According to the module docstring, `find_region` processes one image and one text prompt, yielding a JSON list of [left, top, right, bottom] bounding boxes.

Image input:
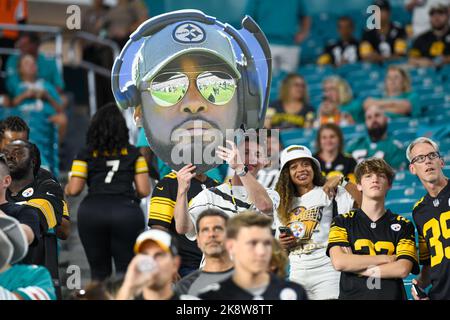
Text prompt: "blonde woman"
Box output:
[[265, 74, 315, 129], [363, 66, 420, 118], [315, 76, 357, 127]]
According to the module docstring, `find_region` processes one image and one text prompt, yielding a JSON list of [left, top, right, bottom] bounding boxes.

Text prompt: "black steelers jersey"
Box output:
[[6, 171, 65, 231], [327, 209, 419, 300], [149, 172, 218, 269], [0, 202, 41, 246], [198, 274, 308, 300], [318, 38, 360, 65], [70, 145, 148, 199], [360, 22, 407, 58], [412, 180, 450, 300], [314, 152, 357, 183], [410, 30, 450, 59]]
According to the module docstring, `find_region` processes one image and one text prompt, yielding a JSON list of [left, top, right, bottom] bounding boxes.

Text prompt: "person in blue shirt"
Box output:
[[363, 66, 420, 119], [6, 54, 62, 176], [245, 0, 311, 74]]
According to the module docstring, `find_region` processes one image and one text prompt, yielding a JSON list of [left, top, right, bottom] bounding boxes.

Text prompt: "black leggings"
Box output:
[[78, 194, 145, 281]]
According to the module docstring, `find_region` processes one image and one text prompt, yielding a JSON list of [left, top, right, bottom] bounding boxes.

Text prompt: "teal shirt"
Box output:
[[4, 79, 60, 177], [5, 53, 65, 95], [245, 0, 308, 45], [341, 99, 365, 124], [0, 264, 56, 300], [136, 128, 229, 183], [384, 92, 420, 118], [346, 135, 406, 170]]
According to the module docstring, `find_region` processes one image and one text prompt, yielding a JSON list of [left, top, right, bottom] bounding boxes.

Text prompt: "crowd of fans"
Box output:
[[0, 0, 449, 301]]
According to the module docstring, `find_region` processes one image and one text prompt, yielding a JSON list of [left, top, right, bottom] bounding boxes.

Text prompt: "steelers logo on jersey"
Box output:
[[289, 221, 306, 238]]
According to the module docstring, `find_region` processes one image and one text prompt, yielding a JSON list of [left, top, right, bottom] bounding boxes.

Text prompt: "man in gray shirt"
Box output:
[[174, 209, 233, 296]]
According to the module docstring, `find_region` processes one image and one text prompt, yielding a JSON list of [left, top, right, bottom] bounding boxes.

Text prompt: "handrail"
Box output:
[[68, 31, 121, 61], [0, 23, 63, 74]]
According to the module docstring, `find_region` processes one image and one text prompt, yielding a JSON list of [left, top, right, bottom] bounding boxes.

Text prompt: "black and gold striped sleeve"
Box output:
[[396, 221, 420, 274], [327, 214, 351, 257], [26, 179, 64, 230], [148, 176, 177, 228], [134, 156, 149, 174]]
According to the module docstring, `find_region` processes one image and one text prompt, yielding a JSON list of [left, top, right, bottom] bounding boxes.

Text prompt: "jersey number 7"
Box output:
[[105, 160, 120, 183]]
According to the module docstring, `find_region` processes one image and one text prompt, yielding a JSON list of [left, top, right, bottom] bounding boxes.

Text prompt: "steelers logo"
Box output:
[[172, 22, 206, 44], [290, 222, 305, 238]]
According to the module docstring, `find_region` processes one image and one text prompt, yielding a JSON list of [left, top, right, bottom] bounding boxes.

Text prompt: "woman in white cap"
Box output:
[[274, 145, 361, 300]]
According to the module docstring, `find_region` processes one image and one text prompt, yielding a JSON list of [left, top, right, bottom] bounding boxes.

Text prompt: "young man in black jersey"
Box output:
[[3, 140, 65, 298], [407, 137, 450, 300], [409, 3, 450, 67], [328, 158, 419, 300], [199, 211, 308, 300], [0, 153, 39, 246]]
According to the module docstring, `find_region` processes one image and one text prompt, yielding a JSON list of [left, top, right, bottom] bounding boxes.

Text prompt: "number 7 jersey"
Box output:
[[412, 181, 450, 300], [69, 145, 148, 199]]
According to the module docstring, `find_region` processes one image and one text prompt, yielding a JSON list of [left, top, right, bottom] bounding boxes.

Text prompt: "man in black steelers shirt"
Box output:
[[0, 154, 40, 246], [199, 212, 308, 300], [317, 16, 360, 66], [149, 167, 218, 277], [409, 3, 450, 67], [359, 0, 407, 63], [407, 137, 450, 300], [328, 158, 419, 300], [3, 140, 64, 298]]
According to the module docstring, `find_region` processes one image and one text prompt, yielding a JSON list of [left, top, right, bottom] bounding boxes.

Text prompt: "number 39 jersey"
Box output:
[[412, 181, 450, 300], [69, 145, 148, 198]]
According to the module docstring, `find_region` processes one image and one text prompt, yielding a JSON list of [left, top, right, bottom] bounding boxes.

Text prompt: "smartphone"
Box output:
[[412, 283, 428, 299], [278, 226, 293, 236]]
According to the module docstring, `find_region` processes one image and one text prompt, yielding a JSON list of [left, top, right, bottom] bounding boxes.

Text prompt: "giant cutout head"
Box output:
[[111, 10, 272, 172]]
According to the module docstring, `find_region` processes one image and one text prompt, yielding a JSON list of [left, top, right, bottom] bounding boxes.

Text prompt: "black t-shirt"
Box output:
[[412, 181, 450, 300], [327, 209, 419, 300], [149, 172, 218, 269], [268, 100, 315, 129], [198, 274, 308, 300], [135, 292, 180, 300], [314, 152, 357, 181], [410, 29, 450, 59], [70, 145, 148, 199], [0, 202, 41, 246], [360, 22, 407, 57], [319, 38, 360, 65]]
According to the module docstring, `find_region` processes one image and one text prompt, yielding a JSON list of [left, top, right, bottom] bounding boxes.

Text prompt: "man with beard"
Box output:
[[409, 2, 450, 67], [116, 229, 184, 300], [0, 117, 70, 240], [174, 209, 233, 296], [347, 105, 406, 170], [2, 140, 64, 298]]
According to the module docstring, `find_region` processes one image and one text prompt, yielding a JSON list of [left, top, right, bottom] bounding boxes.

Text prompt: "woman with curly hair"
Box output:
[[274, 145, 361, 299], [65, 103, 150, 281]]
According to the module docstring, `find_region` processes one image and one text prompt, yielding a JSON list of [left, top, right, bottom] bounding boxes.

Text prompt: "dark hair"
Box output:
[[338, 15, 354, 27], [226, 211, 272, 239], [315, 123, 344, 154], [355, 157, 395, 186], [0, 116, 30, 140], [196, 209, 229, 232], [19, 31, 41, 46], [86, 103, 130, 154]]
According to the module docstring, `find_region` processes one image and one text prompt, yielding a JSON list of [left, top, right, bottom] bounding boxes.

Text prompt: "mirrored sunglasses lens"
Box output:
[[149, 73, 188, 107], [197, 72, 236, 105]]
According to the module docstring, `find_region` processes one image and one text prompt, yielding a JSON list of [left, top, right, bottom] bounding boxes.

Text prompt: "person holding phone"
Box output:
[[274, 145, 361, 299]]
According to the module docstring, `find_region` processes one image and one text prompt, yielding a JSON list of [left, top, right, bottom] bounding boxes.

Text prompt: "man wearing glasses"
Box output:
[[407, 137, 450, 300]]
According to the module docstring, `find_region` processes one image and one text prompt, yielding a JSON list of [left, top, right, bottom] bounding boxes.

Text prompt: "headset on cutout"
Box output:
[[111, 9, 272, 130]]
